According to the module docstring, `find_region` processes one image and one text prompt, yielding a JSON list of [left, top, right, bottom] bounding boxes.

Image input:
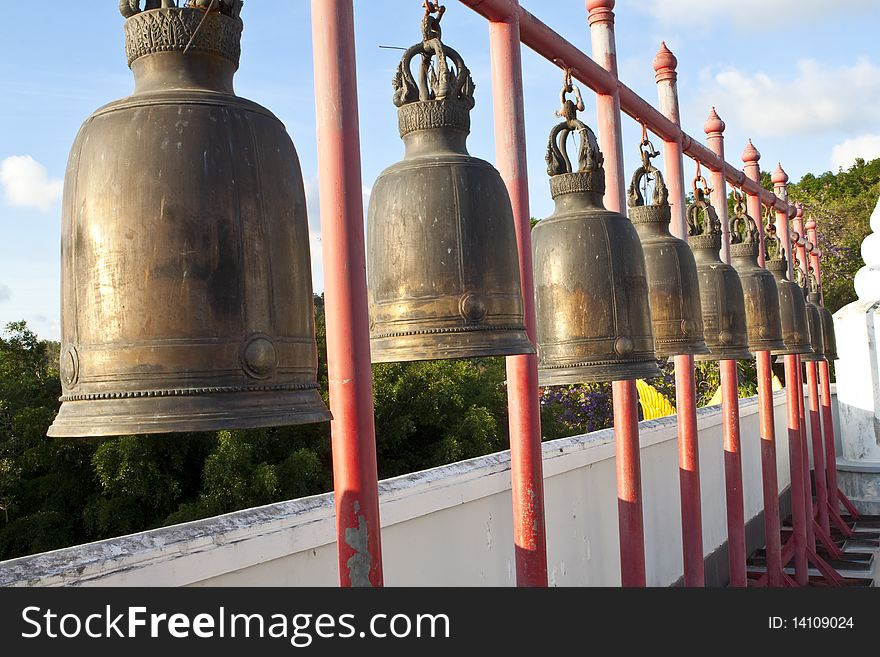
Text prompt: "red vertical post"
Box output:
[[587, 0, 647, 587], [654, 42, 704, 586], [613, 381, 647, 586], [773, 166, 808, 584], [807, 219, 849, 529], [705, 109, 747, 587], [488, 8, 549, 588], [792, 208, 818, 553], [806, 359, 831, 536], [784, 355, 810, 585], [743, 140, 784, 586], [310, 0, 383, 587]]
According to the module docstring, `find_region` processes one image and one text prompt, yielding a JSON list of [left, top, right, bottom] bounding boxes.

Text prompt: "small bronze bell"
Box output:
[[764, 218, 812, 356], [49, 4, 330, 437], [817, 288, 838, 361], [627, 137, 708, 358], [801, 265, 826, 362], [367, 4, 533, 362], [728, 193, 785, 352], [533, 76, 658, 384], [687, 175, 752, 361]]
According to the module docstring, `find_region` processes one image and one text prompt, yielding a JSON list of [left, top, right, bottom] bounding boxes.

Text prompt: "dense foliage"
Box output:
[[0, 160, 874, 561]]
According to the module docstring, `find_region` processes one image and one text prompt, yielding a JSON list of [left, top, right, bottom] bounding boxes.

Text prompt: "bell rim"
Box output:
[[746, 338, 787, 352], [46, 389, 331, 438], [771, 344, 814, 356], [654, 339, 712, 358], [370, 330, 535, 364], [695, 348, 754, 362], [537, 360, 661, 386]]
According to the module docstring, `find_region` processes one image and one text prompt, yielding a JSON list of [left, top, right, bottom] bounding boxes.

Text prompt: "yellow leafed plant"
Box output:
[[635, 379, 676, 420]]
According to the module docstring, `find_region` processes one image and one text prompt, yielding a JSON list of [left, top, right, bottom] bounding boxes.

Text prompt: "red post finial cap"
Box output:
[[653, 41, 677, 73], [742, 139, 760, 164], [703, 107, 725, 135], [805, 216, 817, 231], [771, 163, 789, 185], [586, 0, 615, 11]]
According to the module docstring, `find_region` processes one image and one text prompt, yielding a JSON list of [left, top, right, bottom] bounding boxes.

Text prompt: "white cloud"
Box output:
[[691, 58, 880, 139], [0, 156, 63, 212], [0, 284, 10, 303], [629, 0, 876, 27], [831, 134, 880, 170]]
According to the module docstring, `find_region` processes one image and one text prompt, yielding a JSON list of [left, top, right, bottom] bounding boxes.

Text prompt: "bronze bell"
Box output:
[[728, 193, 785, 352], [49, 4, 330, 437], [686, 176, 752, 361], [801, 265, 826, 362], [627, 139, 708, 358], [532, 78, 659, 384], [816, 288, 839, 361], [764, 218, 812, 356], [366, 5, 533, 362]]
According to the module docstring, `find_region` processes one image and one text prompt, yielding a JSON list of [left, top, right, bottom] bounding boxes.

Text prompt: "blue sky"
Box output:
[[1, 0, 879, 340]]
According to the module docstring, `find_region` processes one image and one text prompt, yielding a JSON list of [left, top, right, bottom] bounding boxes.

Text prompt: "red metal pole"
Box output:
[[784, 355, 810, 585], [310, 0, 383, 587], [806, 219, 851, 528], [675, 355, 704, 586], [792, 209, 819, 554], [587, 1, 647, 587], [806, 361, 831, 536], [488, 9, 549, 587], [773, 167, 808, 584], [613, 380, 647, 586], [706, 110, 747, 587], [654, 43, 704, 586], [721, 359, 747, 586], [743, 140, 784, 586]]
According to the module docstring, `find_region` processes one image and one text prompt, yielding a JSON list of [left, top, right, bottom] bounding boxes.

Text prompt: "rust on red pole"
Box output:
[[310, 0, 383, 587], [705, 109, 747, 587], [587, 0, 648, 587], [488, 7, 549, 587], [652, 42, 704, 586], [613, 380, 647, 586], [743, 140, 784, 586]]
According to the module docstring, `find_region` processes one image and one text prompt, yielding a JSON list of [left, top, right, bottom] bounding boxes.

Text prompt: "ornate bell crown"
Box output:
[[392, 2, 476, 137], [627, 135, 672, 225], [121, 2, 244, 67], [687, 172, 722, 250], [728, 191, 760, 259], [545, 71, 606, 199], [764, 208, 789, 273]]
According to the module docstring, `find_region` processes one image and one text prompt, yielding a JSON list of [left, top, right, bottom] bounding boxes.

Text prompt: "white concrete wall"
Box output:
[[1, 389, 813, 588]]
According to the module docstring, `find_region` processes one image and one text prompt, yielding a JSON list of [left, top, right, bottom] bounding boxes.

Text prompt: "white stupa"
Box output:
[[834, 194, 880, 513]]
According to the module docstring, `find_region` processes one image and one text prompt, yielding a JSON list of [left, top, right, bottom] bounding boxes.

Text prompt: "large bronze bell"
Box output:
[[533, 81, 659, 384], [728, 194, 785, 352], [801, 265, 826, 362], [366, 6, 533, 362], [687, 178, 752, 361], [627, 140, 708, 358], [764, 218, 812, 356], [49, 4, 330, 437]]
